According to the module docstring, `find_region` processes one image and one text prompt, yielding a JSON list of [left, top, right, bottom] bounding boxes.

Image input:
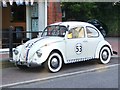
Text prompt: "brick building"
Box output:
[[47, 1, 62, 25]]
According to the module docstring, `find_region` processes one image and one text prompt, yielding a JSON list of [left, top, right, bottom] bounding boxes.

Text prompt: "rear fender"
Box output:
[[95, 41, 113, 59]]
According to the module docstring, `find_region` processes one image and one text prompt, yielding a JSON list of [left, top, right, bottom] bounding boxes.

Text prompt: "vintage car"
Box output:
[[11, 21, 113, 72]]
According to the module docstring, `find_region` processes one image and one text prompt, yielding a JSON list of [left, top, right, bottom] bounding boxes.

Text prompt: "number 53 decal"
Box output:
[[75, 43, 82, 54]]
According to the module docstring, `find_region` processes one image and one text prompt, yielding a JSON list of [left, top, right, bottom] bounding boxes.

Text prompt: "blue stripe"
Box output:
[[26, 49, 30, 61], [26, 37, 44, 61]]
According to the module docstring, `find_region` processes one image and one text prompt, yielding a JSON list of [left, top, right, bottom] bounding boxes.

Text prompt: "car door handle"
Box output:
[[83, 40, 88, 43]]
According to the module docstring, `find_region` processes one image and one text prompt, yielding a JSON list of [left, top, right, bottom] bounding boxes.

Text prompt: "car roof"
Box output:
[[50, 21, 94, 29]]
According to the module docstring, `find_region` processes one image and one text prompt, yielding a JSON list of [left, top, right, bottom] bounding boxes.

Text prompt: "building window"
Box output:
[[11, 4, 26, 22]]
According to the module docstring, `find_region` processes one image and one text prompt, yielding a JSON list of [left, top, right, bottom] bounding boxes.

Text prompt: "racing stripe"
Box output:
[[25, 37, 44, 61], [26, 49, 30, 61]]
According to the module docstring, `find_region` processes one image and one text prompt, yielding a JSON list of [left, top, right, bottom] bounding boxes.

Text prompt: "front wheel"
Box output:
[[44, 52, 63, 73], [99, 46, 111, 64]]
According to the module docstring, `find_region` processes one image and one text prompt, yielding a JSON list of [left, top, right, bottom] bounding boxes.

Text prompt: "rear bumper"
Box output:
[[113, 51, 117, 55]]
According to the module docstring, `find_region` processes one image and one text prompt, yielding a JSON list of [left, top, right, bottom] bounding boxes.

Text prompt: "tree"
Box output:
[[61, 2, 119, 36], [61, 2, 97, 21]]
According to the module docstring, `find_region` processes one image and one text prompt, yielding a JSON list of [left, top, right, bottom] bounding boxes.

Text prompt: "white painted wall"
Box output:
[[38, 1, 47, 32], [26, 1, 47, 38]]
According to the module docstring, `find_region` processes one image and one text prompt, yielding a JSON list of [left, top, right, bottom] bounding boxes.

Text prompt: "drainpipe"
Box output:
[[9, 26, 13, 58], [0, 6, 2, 48], [26, 6, 31, 39]]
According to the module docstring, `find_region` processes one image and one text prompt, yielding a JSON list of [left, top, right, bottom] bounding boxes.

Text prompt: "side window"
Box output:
[[86, 26, 99, 38], [68, 27, 85, 39]]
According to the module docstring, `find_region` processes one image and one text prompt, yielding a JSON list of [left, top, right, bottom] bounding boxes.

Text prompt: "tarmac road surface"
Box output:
[[1, 57, 119, 88], [9, 64, 119, 88]]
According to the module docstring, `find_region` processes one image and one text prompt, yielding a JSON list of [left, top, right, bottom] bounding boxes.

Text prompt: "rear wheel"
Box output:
[[99, 46, 111, 64], [44, 52, 63, 73]]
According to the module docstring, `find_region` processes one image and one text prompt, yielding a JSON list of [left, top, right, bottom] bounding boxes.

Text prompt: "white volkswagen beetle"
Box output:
[[11, 21, 113, 72]]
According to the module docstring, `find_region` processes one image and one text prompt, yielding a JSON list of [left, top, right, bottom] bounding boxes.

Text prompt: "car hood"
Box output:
[[20, 37, 64, 61]]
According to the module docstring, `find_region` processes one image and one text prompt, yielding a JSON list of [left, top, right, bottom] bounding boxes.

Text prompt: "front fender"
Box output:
[[37, 41, 66, 64], [95, 40, 113, 59], [12, 45, 23, 61]]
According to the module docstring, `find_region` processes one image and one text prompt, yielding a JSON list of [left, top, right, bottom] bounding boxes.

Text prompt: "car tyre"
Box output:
[[99, 46, 111, 64], [45, 52, 63, 73]]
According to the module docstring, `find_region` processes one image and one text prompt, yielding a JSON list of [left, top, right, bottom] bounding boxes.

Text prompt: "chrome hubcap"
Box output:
[[51, 58, 59, 68], [102, 51, 108, 60]]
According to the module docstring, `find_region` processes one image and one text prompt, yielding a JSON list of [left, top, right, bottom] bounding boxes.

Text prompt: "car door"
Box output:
[[85, 26, 101, 58], [66, 26, 87, 63]]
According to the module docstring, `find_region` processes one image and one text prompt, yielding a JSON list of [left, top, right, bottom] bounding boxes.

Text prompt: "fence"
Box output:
[[2, 27, 42, 58]]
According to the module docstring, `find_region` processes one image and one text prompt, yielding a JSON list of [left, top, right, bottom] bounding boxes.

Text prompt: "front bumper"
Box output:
[[9, 59, 42, 67]]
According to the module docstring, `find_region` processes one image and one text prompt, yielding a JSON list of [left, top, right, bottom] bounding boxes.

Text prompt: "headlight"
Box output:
[[13, 49, 19, 55], [36, 50, 42, 57]]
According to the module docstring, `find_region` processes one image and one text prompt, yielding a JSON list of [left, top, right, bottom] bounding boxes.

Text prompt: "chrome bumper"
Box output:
[[9, 59, 41, 67]]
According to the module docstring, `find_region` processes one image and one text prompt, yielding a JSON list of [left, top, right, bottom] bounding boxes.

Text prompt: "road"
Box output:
[[1, 57, 119, 88], [10, 64, 118, 88]]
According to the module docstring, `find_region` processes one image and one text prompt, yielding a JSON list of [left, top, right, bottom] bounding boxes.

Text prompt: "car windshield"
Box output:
[[41, 25, 67, 37]]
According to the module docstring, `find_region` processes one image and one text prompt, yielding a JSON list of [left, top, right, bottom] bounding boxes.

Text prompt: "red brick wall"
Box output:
[[47, 2, 62, 25]]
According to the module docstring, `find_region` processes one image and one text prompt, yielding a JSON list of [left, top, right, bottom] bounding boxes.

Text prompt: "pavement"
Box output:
[[0, 37, 119, 68]]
